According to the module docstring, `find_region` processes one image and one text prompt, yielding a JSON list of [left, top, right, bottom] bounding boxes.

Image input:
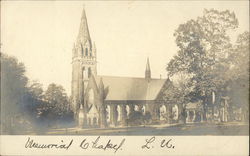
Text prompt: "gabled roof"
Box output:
[[88, 104, 99, 113], [95, 75, 167, 101]]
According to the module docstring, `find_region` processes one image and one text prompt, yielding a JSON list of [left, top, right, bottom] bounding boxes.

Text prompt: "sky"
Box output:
[[1, 1, 249, 94]]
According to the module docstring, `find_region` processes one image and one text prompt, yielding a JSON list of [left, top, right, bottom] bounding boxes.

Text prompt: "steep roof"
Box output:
[[77, 7, 91, 46], [95, 75, 167, 101]]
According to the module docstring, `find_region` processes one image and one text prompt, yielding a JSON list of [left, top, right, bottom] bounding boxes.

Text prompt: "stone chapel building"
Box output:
[[71, 8, 181, 128]]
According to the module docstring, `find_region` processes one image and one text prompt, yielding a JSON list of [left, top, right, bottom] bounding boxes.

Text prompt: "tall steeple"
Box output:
[[77, 7, 91, 47], [145, 57, 151, 80], [71, 7, 97, 121]]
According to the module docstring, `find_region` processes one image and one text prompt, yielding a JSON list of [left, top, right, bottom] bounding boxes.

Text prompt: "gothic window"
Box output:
[[160, 105, 167, 121], [82, 67, 87, 78], [82, 67, 84, 77], [126, 105, 130, 116], [81, 44, 84, 56], [142, 105, 146, 115], [106, 105, 111, 123], [88, 68, 91, 78], [134, 105, 139, 111], [172, 105, 179, 120], [117, 105, 121, 122], [85, 48, 88, 56]]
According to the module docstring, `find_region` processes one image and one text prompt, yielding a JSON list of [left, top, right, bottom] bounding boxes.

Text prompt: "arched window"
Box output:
[[81, 44, 84, 56], [85, 48, 88, 56], [126, 105, 130, 116], [134, 105, 139, 111], [160, 105, 167, 121], [142, 105, 146, 115], [88, 68, 91, 78], [106, 105, 111, 123], [117, 105, 121, 122], [82, 67, 86, 78], [172, 105, 179, 120]]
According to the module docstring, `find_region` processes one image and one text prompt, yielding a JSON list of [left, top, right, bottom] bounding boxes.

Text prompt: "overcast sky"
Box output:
[[1, 1, 249, 94]]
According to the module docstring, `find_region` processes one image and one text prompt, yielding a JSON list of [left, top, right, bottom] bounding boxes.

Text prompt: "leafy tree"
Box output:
[[1, 52, 73, 133], [22, 81, 45, 117], [228, 32, 249, 81], [227, 32, 249, 121], [40, 83, 71, 120], [167, 9, 239, 120], [1, 53, 29, 132]]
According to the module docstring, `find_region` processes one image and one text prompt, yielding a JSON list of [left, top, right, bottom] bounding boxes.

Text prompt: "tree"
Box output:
[[1, 52, 73, 133], [24, 81, 45, 119], [227, 32, 249, 121], [1, 53, 28, 132], [166, 9, 239, 120], [228, 32, 249, 81], [40, 83, 71, 120]]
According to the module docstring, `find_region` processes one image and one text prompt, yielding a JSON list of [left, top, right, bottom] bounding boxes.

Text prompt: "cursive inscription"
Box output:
[[141, 136, 175, 149], [24, 136, 174, 152], [80, 136, 125, 153], [25, 137, 73, 150]]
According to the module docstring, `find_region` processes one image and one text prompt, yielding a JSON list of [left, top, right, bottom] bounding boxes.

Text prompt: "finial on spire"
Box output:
[[146, 57, 150, 71], [145, 57, 151, 80], [99, 77, 104, 90]]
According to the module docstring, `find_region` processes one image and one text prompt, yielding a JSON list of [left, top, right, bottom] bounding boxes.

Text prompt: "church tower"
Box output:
[[71, 7, 97, 119], [145, 57, 151, 81]]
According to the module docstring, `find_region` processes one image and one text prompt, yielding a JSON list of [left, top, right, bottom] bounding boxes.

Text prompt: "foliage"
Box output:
[[166, 8, 249, 122], [1, 53, 29, 132], [166, 9, 240, 106], [1, 52, 72, 133], [126, 111, 152, 125], [227, 32, 249, 109], [38, 83, 72, 120]]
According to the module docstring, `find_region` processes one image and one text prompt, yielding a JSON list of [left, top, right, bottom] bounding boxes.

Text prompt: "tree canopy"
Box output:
[[166, 9, 249, 121], [1, 53, 72, 133]]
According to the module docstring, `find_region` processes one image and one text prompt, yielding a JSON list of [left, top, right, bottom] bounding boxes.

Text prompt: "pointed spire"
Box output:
[[146, 57, 150, 71], [77, 7, 91, 46], [145, 57, 151, 80], [99, 77, 105, 99], [99, 77, 104, 90]]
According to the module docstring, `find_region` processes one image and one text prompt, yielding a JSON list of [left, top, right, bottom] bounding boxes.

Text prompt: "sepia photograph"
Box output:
[[0, 1, 249, 155]]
